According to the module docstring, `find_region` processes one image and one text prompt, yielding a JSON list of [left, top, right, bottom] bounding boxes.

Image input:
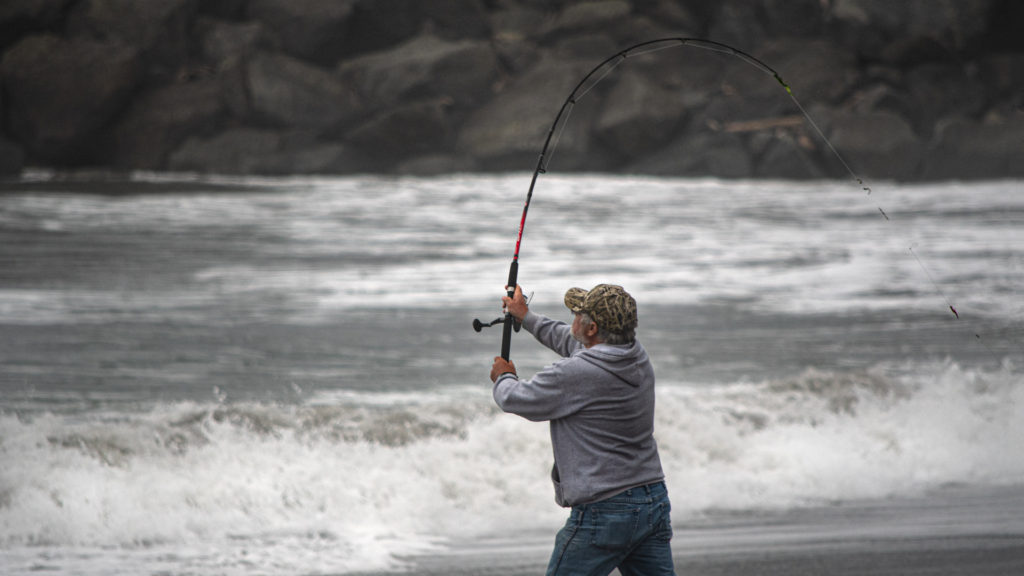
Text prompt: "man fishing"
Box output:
[[489, 283, 674, 576]]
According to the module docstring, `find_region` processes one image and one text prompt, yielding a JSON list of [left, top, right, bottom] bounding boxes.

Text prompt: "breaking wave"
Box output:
[[1, 361, 1020, 573]]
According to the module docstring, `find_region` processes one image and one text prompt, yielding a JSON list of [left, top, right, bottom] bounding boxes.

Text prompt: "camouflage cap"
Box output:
[[563, 284, 638, 334]]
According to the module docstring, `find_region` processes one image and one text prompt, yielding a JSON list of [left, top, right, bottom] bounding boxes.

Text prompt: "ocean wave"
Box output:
[[1, 361, 1020, 573], [657, 361, 1024, 511], [4, 176, 1022, 324]]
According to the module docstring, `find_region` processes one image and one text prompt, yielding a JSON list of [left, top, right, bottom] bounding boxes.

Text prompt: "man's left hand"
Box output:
[[490, 356, 517, 383]]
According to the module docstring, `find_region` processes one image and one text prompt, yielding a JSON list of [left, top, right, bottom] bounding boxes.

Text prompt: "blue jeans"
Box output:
[[546, 482, 675, 576]]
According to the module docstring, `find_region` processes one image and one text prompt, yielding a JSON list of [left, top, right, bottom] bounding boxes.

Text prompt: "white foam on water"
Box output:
[[656, 361, 1024, 512], [2, 173, 1022, 573], [2, 361, 1020, 574], [3, 175, 1022, 325]]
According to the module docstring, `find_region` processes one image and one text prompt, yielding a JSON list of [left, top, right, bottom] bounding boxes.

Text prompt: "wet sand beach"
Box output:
[[393, 537, 1024, 576], [373, 484, 1024, 576]]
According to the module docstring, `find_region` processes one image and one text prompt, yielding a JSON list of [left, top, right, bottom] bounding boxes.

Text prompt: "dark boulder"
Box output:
[[759, 0, 825, 37], [456, 56, 600, 171], [693, 37, 856, 137], [549, 33, 619, 61], [626, 131, 753, 178], [823, 110, 922, 180], [632, 1, 701, 32], [342, 0, 491, 58], [542, 0, 632, 37], [0, 136, 25, 175], [168, 128, 368, 175], [921, 116, 1024, 180], [489, 5, 546, 74], [199, 18, 268, 65], [196, 20, 267, 120], [419, 0, 492, 41], [197, 0, 247, 20], [626, 42, 726, 115], [245, 0, 355, 66], [753, 131, 827, 180], [346, 99, 456, 161], [247, 52, 362, 131], [489, 3, 551, 43], [705, 1, 767, 50], [339, 33, 500, 113], [977, 53, 1024, 104], [0, 0, 74, 51], [903, 63, 989, 134], [209, 55, 252, 121], [827, 0, 995, 63], [169, 128, 279, 173], [690, 63, 789, 137], [845, 82, 918, 120], [593, 69, 687, 160], [987, 1, 1024, 52], [1, 34, 142, 164], [343, 0, 425, 56], [66, 0, 197, 76], [760, 39, 859, 105], [110, 79, 227, 170]]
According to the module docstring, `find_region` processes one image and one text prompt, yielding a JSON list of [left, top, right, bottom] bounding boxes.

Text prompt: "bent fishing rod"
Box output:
[[473, 38, 795, 360], [472, 37, 976, 361]]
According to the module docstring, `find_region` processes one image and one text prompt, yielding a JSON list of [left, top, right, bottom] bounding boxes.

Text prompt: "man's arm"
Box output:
[[523, 311, 580, 358], [492, 359, 585, 422], [503, 285, 581, 358]]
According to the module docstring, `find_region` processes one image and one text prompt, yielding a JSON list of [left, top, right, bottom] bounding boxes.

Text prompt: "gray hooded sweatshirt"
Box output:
[[493, 309, 665, 507]]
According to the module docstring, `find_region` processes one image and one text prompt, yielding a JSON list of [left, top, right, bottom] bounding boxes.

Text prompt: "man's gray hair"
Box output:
[[579, 312, 635, 345]]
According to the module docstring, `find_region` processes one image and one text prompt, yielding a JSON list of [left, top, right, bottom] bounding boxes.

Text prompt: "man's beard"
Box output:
[[571, 322, 586, 345]]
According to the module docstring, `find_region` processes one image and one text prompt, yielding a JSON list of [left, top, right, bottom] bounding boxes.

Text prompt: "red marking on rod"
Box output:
[[514, 206, 529, 258]]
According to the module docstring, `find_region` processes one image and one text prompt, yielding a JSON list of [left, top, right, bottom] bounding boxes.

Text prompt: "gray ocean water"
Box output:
[[1, 172, 1022, 574]]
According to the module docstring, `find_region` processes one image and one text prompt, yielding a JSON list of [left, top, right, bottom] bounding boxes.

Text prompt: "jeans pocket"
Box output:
[[589, 504, 640, 551]]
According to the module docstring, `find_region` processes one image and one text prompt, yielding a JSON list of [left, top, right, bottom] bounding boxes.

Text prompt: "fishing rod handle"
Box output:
[[500, 261, 518, 360]]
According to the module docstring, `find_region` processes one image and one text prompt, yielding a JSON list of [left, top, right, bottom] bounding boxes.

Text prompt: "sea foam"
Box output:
[[2, 361, 1019, 573]]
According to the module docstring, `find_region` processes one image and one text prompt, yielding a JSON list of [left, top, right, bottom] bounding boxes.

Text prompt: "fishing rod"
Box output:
[[471, 36, 798, 358], [472, 37, 986, 362], [474, 38, 795, 360]]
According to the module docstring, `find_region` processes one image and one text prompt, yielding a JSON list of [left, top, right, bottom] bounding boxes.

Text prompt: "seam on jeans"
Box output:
[[549, 510, 583, 575], [655, 504, 673, 543]]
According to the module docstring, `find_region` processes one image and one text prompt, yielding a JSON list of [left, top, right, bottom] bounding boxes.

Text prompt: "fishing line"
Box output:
[[776, 70, 1011, 358], [774, 68, 990, 345], [794, 89, 1018, 361], [909, 245, 959, 319], [909, 245, 1010, 362], [473, 37, 1014, 364], [781, 91, 873, 196], [795, 83, 1018, 361]]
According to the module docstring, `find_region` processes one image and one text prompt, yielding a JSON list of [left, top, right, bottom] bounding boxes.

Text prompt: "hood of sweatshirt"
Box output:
[[577, 341, 651, 388]]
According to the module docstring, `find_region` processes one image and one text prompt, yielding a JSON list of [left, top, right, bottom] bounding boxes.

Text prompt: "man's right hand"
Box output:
[[490, 356, 517, 383], [502, 284, 529, 322]]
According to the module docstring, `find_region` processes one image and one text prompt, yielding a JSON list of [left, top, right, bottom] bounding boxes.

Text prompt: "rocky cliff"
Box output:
[[1, 0, 1022, 180]]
